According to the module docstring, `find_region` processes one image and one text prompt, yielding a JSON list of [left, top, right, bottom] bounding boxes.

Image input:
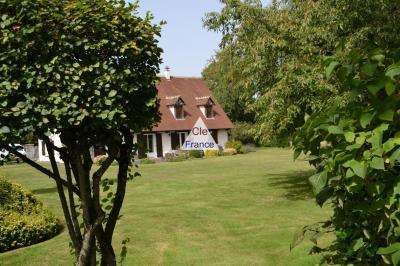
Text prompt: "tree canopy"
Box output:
[[0, 0, 161, 143], [0, 0, 163, 265], [203, 0, 400, 144], [205, 1, 400, 263]]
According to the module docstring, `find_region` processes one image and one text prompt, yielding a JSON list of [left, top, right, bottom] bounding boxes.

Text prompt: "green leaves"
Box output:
[[392, 251, 400, 266], [361, 63, 377, 77], [377, 243, 400, 255], [383, 138, 400, 153], [108, 90, 117, 98], [0, 0, 162, 141], [378, 109, 394, 121], [386, 63, 400, 80], [370, 157, 385, 170], [343, 160, 367, 178], [326, 61, 340, 79], [360, 112, 375, 128], [385, 82, 396, 96], [327, 125, 343, 134], [309, 171, 328, 194], [344, 132, 355, 142], [0, 126, 10, 134], [293, 49, 400, 265]]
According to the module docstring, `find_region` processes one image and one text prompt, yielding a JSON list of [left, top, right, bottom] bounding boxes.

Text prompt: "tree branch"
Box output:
[[92, 151, 117, 229], [44, 138, 81, 254], [105, 129, 133, 242], [3, 145, 80, 195], [64, 155, 83, 249]]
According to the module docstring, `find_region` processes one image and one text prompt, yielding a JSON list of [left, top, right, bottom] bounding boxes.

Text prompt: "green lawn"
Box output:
[[0, 148, 330, 265]]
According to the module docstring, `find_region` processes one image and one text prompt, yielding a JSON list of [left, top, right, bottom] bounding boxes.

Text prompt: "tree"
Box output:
[[293, 48, 400, 265], [203, 0, 400, 145], [0, 0, 162, 265], [202, 49, 255, 123]]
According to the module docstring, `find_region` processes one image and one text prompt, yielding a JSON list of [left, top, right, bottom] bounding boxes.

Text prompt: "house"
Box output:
[[38, 69, 233, 161], [135, 69, 233, 158]]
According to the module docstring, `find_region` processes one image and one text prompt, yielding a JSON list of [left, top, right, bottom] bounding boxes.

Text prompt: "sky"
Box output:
[[137, 1, 223, 77], [137, 1, 271, 77]]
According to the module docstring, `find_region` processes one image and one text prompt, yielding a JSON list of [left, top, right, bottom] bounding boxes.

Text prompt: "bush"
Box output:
[[189, 150, 203, 158], [225, 140, 242, 153], [240, 144, 256, 154], [293, 51, 400, 264], [230, 122, 258, 145], [0, 177, 60, 252], [222, 148, 237, 156], [165, 153, 187, 162], [204, 149, 220, 157], [140, 158, 156, 164], [93, 155, 108, 166]]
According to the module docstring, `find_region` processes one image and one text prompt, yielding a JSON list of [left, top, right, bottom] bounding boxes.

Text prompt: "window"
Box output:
[[144, 134, 154, 153], [205, 105, 214, 118], [175, 105, 184, 119], [178, 132, 187, 147]]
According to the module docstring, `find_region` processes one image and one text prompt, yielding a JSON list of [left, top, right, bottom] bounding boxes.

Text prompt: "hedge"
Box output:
[[0, 177, 61, 252]]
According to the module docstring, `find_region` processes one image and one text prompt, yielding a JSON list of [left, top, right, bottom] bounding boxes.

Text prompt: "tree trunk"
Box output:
[[9, 130, 135, 266], [44, 138, 81, 255]]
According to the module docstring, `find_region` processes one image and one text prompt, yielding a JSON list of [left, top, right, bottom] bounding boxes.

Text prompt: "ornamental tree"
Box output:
[[293, 49, 400, 264], [0, 0, 162, 265]]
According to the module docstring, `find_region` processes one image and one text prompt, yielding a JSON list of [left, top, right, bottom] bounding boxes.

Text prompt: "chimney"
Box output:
[[164, 66, 171, 80]]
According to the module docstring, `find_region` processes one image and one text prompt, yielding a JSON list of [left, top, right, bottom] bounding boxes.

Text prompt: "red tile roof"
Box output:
[[165, 96, 183, 106], [152, 77, 233, 132], [195, 96, 214, 106]]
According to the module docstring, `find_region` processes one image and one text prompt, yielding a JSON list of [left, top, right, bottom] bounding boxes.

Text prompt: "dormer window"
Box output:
[[175, 104, 184, 119], [196, 96, 215, 119], [166, 96, 185, 120], [205, 104, 214, 118]]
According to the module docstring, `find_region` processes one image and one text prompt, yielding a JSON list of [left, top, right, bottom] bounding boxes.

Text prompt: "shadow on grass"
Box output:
[[267, 170, 315, 200], [31, 187, 58, 195]]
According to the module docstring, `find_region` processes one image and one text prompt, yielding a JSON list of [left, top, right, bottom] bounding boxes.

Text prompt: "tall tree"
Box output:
[[203, 0, 400, 144], [0, 0, 162, 265]]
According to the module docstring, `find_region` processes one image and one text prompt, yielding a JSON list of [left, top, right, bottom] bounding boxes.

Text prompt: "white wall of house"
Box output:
[[169, 106, 175, 118], [199, 106, 205, 116], [218, 129, 229, 148], [162, 132, 171, 156], [38, 134, 63, 163], [131, 129, 230, 158]]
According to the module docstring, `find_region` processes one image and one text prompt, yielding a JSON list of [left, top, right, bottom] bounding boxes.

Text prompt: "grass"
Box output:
[[0, 148, 331, 265]]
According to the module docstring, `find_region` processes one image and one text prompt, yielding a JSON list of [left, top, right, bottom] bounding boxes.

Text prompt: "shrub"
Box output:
[[165, 153, 187, 162], [293, 51, 400, 264], [225, 140, 242, 153], [222, 148, 237, 156], [230, 121, 258, 144], [189, 150, 203, 158], [204, 149, 220, 157], [240, 144, 256, 154], [93, 155, 108, 166], [0, 177, 60, 252], [140, 158, 156, 164]]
